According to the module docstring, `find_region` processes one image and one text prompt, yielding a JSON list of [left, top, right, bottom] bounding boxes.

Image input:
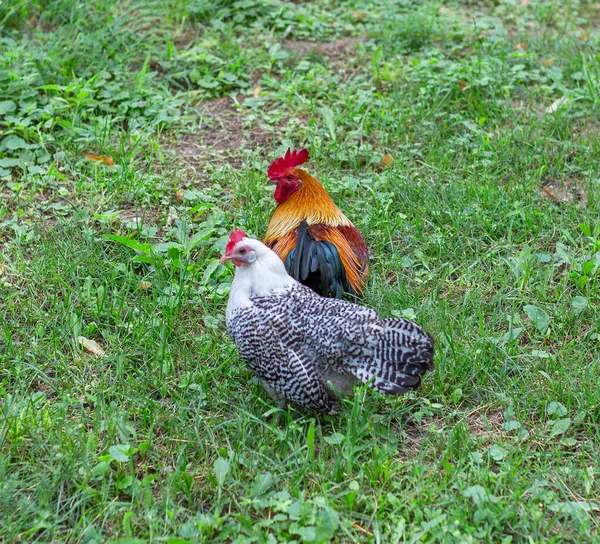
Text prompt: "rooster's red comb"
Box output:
[[267, 148, 309, 179], [225, 229, 247, 254]]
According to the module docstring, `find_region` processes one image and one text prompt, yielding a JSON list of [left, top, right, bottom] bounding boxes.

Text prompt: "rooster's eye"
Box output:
[[286, 175, 294, 181]]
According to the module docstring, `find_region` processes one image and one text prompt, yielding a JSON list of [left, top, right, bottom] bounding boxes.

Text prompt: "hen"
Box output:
[[221, 229, 434, 414]]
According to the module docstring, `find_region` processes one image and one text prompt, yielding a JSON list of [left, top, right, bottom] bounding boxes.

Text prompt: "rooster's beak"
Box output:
[[267, 179, 278, 185]]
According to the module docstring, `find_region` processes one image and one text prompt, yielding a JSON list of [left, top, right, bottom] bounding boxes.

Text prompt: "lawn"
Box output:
[[1, 0, 599, 542]]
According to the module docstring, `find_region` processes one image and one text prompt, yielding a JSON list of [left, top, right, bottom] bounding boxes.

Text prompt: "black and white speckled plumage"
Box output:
[[223, 237, 434, 414]]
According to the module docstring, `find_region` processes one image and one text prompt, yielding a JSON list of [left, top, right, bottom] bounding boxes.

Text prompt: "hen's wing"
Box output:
[[251, 284, 376, 357], [253, 285, 434, 396], [228, 305, 341, 413]]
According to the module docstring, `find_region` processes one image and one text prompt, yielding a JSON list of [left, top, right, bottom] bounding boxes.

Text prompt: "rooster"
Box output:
[[263, 148, 369, 298], [220, 229, 434, 414]]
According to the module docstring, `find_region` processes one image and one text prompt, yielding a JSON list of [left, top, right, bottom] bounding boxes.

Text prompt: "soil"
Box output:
[[540, 179, 588, 207]]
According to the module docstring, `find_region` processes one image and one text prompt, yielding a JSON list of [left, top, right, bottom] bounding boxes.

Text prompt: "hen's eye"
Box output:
[[239, 248, 246, 254], [286, 175, 294, 181]]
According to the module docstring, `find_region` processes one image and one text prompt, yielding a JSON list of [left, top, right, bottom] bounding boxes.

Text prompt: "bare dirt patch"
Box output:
[[118, 206, 164, 226], [283, 38, 361, 59], [465, 406, 505, 437], [283, 38, 363, 75], [540, 179, 588, 207], [161, 39, 365, 183], [401, 415, 443, 453], [162, 96, 281, 183], [572, 117, 600, 145], [400, 406, 508, 456]]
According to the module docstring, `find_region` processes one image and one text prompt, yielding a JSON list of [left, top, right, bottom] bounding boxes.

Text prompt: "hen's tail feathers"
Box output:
[[348, 318, 434, 396]]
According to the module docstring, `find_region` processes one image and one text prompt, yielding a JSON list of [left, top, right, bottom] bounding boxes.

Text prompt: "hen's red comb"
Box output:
[[225, 229, 247, 254], [267, 148, 309, 179]]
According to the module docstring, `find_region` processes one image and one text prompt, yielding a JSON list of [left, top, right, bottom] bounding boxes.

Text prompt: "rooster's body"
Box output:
[[221, 230, 434, 414], [264, 149, 368, 297]]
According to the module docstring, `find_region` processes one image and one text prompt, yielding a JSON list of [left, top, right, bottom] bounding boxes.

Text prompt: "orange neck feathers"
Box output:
[[264, 169, 352, 242]]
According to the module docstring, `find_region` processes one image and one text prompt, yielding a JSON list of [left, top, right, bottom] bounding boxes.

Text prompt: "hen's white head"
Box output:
[[220, 229, 295, 303], [219, 229, 275, 268]]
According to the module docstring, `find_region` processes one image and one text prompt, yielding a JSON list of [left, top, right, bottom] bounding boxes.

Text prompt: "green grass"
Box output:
[[1, 0, 599, 542]]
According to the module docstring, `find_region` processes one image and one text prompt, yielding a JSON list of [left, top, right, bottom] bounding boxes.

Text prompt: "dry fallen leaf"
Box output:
[[175, 189, 185, 202], [514, 42, 526, 51], [542, 57, 556, 66], [252, 85, 262, 98], [381, 154, 394, 166], [77, 336, 105, 356], [546, 96, 568, 114], [139, 281, 152, 291], [542, 186, 561, 201], [166, 213, 178, 228], [542, 181, 587, 207], [85, 154, 115, 166], [457, 80, 468, 90]]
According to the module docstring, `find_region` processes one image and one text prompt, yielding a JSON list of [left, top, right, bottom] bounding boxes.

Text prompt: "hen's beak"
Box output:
[[219, 254, 232, 264]]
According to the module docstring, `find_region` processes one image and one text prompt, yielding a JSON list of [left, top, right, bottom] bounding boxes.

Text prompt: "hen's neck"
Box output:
[[226, 252, 295, 316]]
